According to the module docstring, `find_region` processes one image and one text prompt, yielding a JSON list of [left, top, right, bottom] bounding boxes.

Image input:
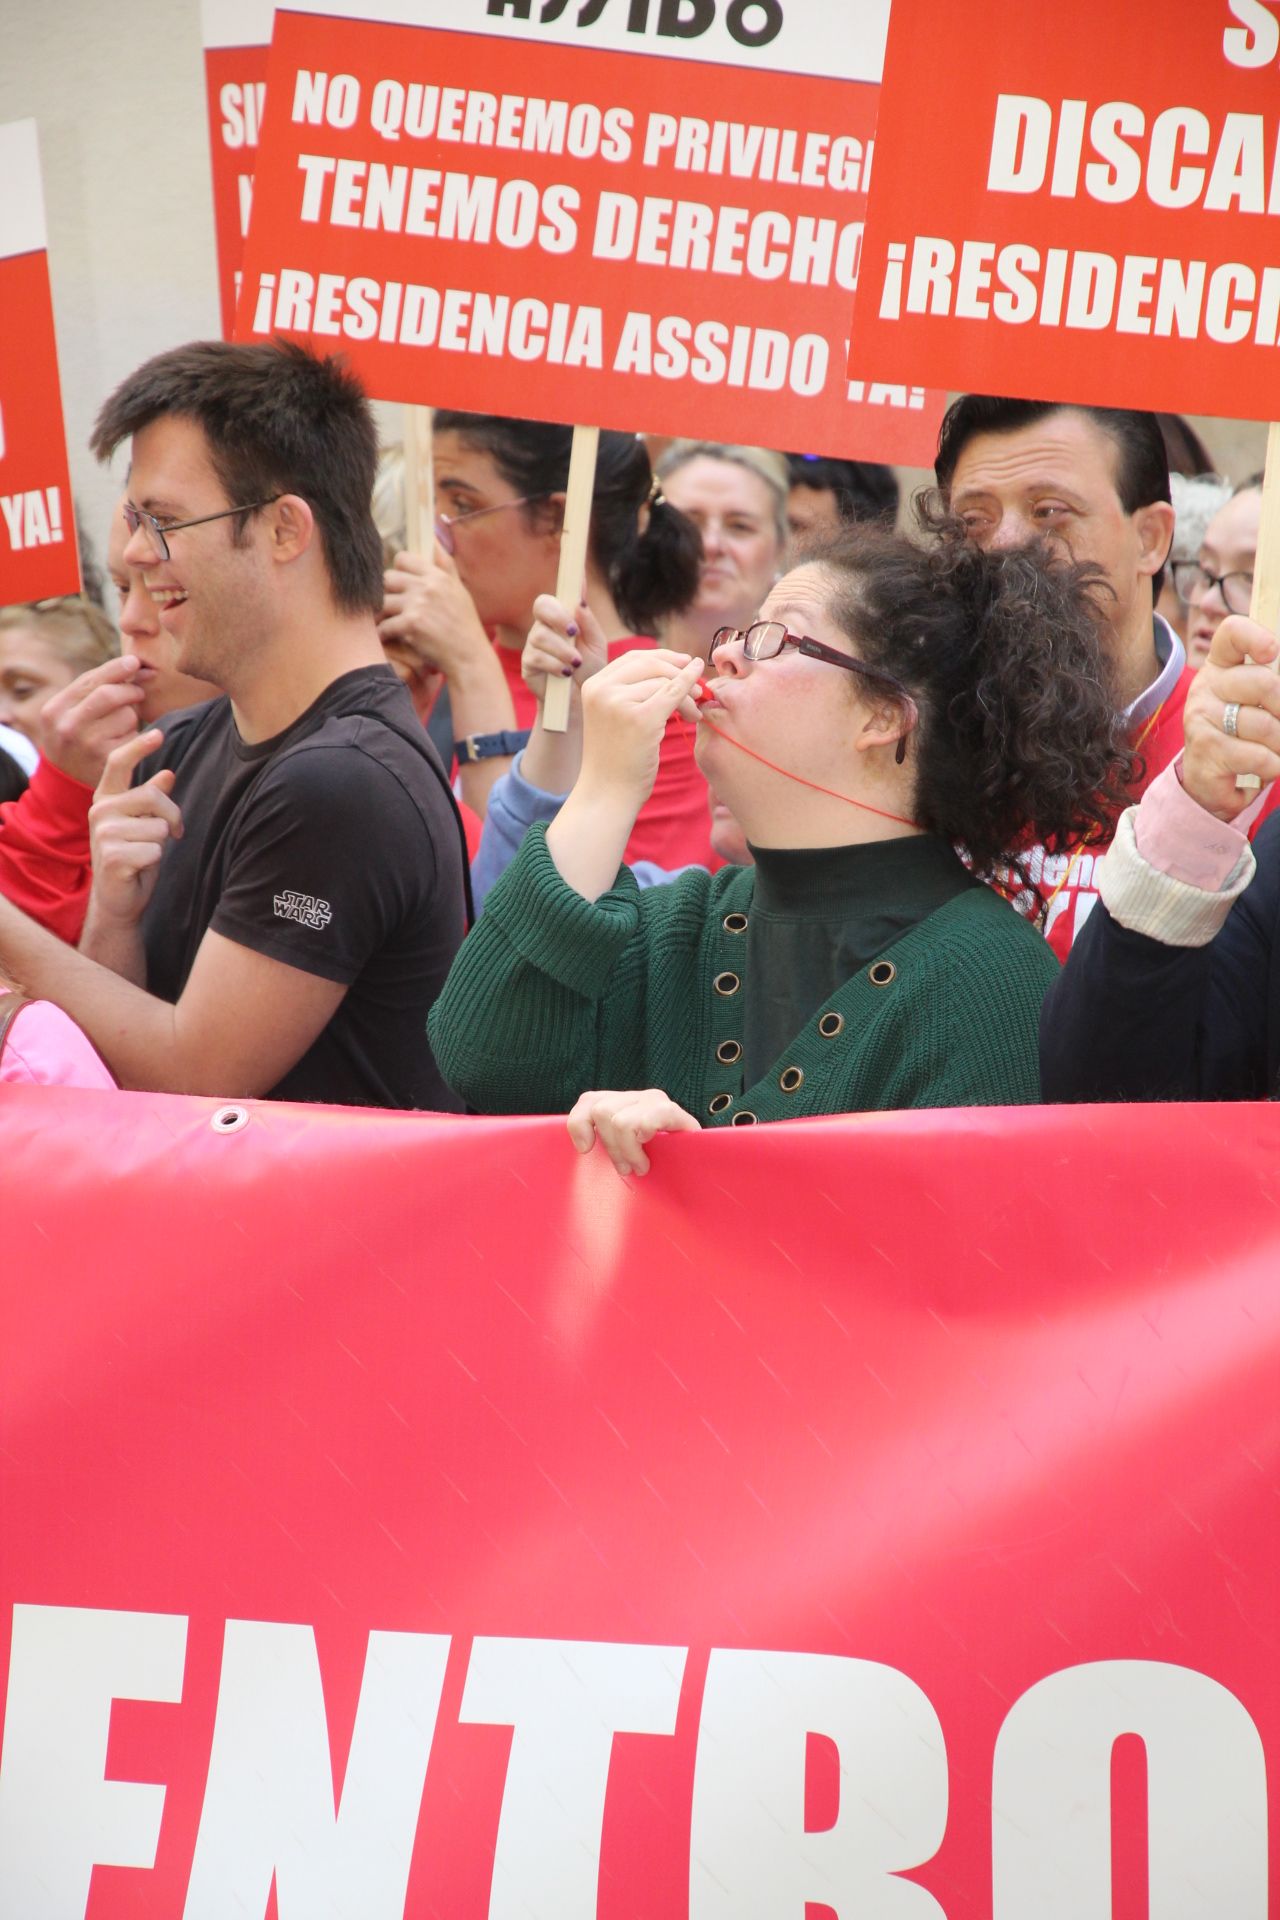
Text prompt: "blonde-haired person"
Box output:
[[0, 598, 118, 749], [656, 442, 788, 664]]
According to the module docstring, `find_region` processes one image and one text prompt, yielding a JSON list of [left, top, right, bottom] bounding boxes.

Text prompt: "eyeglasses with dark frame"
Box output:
[[434, 493, 553, 557], [1170, 560, 1254, 615], [122, 497, 282, 564], [710, 621, 914, 763]]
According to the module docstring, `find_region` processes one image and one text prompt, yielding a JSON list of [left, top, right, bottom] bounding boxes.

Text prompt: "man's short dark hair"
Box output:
[[935, 396, 1170, 514], [91, 340, 384, 615], [934, 395, 1171, 595], [786, 454, 899, 524]]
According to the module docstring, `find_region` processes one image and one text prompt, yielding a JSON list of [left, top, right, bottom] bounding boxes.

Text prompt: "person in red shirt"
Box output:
[[0, 502, 223, 943], [376, 414, 722, 872], [934, 397, 1280, 959]]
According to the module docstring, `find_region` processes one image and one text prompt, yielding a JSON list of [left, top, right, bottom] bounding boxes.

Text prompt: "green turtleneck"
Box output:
[[742, 835, 979, 1085]]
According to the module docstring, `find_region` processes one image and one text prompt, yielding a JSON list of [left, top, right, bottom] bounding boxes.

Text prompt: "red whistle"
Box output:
[[692, 680, 713, 704]]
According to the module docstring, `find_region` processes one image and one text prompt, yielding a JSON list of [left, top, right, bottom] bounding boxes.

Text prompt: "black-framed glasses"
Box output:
[[435, 493, 552, 557], [711, 622, 913, 762], [122, 497, 282, 564], [1171, 560, 1254, 615]]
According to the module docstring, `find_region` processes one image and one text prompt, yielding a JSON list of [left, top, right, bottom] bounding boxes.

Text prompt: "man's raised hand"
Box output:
[[88, 728, 183, 927], [38, 655, 145, 788]]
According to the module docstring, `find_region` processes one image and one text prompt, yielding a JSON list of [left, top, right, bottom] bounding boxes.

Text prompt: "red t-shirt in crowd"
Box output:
[[1029, 664, 1280, 960], [0, 759, 93, 944], [497, 637, 717, 873]]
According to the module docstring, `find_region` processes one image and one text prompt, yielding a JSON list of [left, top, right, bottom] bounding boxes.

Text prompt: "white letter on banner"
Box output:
[[460, 1637, 686, 1920], [1224, 0, 1280, 66], [987, 95, 1052, 193], [0, 1604, 188, 1915], [992, 1660, 1267, 1917], [1147, 108, 1210, 209], [689, 1650, 947, 1917], [183, 1621, 449, 1920]]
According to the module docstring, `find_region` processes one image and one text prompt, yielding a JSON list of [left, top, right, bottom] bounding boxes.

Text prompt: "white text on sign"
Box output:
[[0, 1605, 1265, 1916], [0, 489, 64, 552]]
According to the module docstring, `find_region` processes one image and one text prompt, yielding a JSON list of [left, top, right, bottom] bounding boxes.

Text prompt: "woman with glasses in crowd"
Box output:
[[376, 413, 724, 870], [1178, 476, 1262, 670], [470, 441, 787, 906], [429, 524, 1133, 1173]]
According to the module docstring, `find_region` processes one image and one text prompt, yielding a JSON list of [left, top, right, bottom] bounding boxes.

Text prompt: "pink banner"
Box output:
[[0, 1089, 1275, 1914]]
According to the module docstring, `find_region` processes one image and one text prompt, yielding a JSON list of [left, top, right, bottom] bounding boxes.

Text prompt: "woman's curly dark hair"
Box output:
[[807, 519, 1136, 901]]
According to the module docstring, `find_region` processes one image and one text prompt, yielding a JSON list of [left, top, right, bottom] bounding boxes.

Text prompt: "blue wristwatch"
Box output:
[[453, 729, 531, 763]]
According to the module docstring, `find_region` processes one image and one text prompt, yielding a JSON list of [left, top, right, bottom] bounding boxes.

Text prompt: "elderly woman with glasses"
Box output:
[[429, 525, 1133, 1172]]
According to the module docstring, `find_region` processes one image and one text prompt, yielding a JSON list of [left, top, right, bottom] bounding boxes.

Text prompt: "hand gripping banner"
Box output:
[[0, 1090, 1276, 1915]]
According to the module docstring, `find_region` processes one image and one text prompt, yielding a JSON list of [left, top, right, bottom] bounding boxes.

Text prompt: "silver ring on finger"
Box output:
[[1223, 701, 1242, 738]]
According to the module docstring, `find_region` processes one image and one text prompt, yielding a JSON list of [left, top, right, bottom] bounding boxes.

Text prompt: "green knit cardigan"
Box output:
[[428, 826, 1060, 1123]]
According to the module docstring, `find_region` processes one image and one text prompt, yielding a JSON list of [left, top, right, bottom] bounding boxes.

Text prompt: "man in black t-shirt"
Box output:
[[0, 342, 467, 1108]]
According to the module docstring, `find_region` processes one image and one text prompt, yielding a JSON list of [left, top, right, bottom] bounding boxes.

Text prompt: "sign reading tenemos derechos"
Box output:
[[202, 1, 274, 338], [0, 122, 79, 603], [232, 0, 946, 460], [848, 0, 1280, 418]]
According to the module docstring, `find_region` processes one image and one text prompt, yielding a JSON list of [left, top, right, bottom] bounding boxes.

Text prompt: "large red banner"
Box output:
[[848, 0, 1280, 418], [0, 1091, 1275, 1914], [232, 1, 945, 461], [0, 121, 80, 604]]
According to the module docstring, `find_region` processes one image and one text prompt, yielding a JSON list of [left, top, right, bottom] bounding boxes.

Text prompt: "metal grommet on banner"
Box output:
[[779, 1066, 804, 1093], [722, 912, 749, 933], [716, 1039, 743, 1065], [818, 1011, 844, 1038], [708, 1093, 733, 1115], [869, 961, 897, 988], [731, 1109, 758, 1126], [713, 971, 741, 996], [210, 1105, 250, 1135]]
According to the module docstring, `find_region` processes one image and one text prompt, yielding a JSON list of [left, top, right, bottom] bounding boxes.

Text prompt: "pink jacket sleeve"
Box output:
[[0, 996, 117, 1090]]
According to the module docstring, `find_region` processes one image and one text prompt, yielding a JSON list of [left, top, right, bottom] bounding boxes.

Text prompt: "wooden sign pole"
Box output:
[[403, 404, 435, 556], [543, 424, 600, 734], [1236, 420, 1280, 793]]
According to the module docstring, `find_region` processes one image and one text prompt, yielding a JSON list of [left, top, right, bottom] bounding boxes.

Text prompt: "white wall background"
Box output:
[[0, 0, 223, 572], [0, 0, 1269, 584]]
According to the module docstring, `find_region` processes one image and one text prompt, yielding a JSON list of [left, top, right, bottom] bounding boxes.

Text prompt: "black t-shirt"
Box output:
[[142, 665, 467, 1109]]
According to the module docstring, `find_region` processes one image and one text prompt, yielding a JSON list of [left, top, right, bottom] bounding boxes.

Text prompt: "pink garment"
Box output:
[[0, 991, 116, 1089], [1133, 757, 1268, 890]]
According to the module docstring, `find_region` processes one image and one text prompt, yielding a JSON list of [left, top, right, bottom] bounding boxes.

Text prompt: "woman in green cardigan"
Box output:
[[428, 525, 1132, 1172]]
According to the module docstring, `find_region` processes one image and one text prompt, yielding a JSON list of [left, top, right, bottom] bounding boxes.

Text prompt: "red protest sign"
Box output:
[[0, 122, 79, 604], [233, 1, 945, 461], [848, 0, 1280, 418], [0, 1091, 1276, 1913], [202, 1, 273, 338]]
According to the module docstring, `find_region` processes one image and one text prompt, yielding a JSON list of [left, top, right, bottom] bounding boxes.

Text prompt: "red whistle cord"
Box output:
[[679, 687, 922, 834]]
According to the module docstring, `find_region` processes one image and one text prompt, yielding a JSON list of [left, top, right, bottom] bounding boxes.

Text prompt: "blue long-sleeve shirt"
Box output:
[[472, 752, 689, 911]]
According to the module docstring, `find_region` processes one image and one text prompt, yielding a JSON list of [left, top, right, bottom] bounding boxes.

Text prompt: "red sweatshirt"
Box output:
[[1030, 665, 1280, 960], [0, 759, 94, 944]]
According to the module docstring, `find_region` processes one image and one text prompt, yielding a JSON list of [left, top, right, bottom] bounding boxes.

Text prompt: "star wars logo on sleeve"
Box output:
[[273, 888, 332, 929]]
